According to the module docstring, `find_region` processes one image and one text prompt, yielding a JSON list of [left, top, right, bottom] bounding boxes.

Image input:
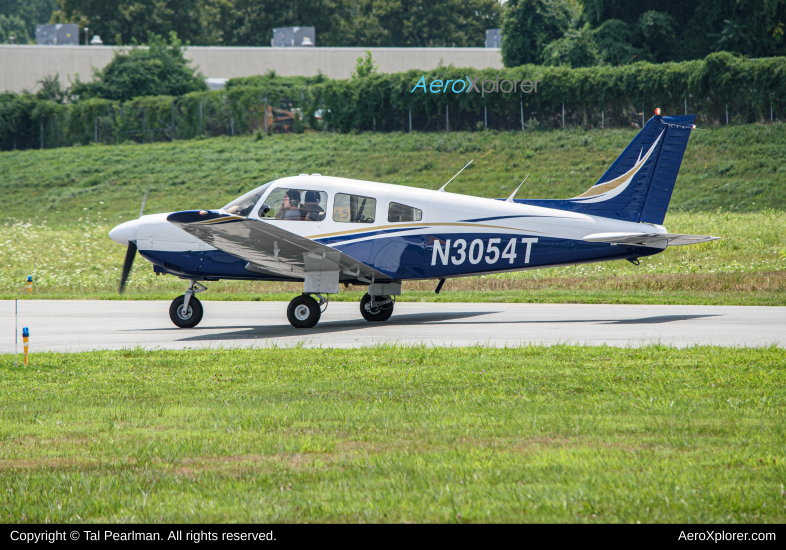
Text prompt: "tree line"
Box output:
[[2, 1, 785, 67]]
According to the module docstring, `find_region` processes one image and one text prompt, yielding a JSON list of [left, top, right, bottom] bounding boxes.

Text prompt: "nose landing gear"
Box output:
[[169, 280, 206, 328]]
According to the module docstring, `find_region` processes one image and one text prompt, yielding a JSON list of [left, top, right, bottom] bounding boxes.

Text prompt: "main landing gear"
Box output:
[[169, 280, 206, 328], [286, 293, 328, 329], [285, 292, 395, 328], [360, 293, 394, 322]]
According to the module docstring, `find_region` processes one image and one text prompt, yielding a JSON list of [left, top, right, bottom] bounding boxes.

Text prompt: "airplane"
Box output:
[[108, 111, 719, 329]]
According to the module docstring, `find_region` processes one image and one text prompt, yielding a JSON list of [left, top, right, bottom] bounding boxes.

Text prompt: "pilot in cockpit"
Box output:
[[275, 190, 302, 220]]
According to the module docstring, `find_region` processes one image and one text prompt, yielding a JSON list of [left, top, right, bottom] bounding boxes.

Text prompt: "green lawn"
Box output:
[[1, 124, 784, 226], [1, 345, 784, 523], [1, 211, 783, 305], [1, 126, 784, 305]]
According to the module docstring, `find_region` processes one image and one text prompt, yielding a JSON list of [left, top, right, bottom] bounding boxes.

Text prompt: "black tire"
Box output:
[[360, 293, 394, 322], [169, 295, 204, 328], [287, 294, 321, 328]]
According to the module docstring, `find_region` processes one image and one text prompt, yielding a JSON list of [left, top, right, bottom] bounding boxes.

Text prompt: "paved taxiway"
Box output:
[[0, 300, 782, 353]]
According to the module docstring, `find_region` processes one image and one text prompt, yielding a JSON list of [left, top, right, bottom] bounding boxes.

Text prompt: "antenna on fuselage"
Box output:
[[506, 174, 530, 203], [438, 159, 473, 192], [139, 178, 151, 218]]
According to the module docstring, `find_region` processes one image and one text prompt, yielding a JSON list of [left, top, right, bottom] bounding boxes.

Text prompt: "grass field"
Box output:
[[1, 125, 784, 304], [1, 345, 784, 523], [1, 211, 783, 305], [1, 124, 784, 226]]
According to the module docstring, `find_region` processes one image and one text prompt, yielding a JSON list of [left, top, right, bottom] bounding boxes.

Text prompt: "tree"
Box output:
[[582, 0, 786, 61], [36, 74, 67, 103], [0, 0, 58, 41], [57, 0, 217, 46], [70, 32, 207, 101], [0, 13, 29, 43], [371, 0, 502, 47], [501, 0, 575, 67], [541, 24, 600, 68], [351, 51, 378, 79]]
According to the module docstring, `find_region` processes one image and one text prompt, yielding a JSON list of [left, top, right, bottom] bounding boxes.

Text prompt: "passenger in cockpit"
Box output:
[[303, 191, 326, 221]]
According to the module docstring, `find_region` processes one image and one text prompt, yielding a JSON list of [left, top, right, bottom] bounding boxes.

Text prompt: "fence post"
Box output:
[[373, 117, 376, 132], [771, 101, 773, 121], [94, 116, 97, 143], [562, 103, 565, 129], [199, 100, 203, 135], [726, 104, 729, 125], [685, 98, 687, 116], [408, 109, 412, 132], [264, 94, 268, 134], [40, 119, 43, 149], [445, 105, 449, 133], [520, 101, 524, 131], [171, 100, 176, 140], [142, 109, 146, 144], [601, 110, 604, 129], [642, 106, 644, 128], [484, 105, 487, 128]]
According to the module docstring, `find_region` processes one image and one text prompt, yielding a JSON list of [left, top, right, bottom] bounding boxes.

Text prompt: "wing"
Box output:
[[583, 232, 720, 247], [167, 211, 389, 281]]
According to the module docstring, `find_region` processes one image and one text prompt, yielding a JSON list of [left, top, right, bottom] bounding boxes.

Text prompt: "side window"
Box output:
[[388, 202, 423, 222], [333, 193, 376, 223], [264, 188, 327, 221]]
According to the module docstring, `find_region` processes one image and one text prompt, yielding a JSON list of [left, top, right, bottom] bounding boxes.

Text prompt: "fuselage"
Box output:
[[109, 175, 667, 282]]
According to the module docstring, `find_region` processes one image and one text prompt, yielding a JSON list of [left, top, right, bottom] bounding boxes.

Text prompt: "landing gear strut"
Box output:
[[360, 293, 394, 322], [287, 293, 327, 328], [169, 280, 206, 328]]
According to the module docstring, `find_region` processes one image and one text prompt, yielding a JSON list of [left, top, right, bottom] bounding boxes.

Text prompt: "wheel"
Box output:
[[169, 295, 204, 328], [287, 294, 321, 328], [360, 293, 394, 322]]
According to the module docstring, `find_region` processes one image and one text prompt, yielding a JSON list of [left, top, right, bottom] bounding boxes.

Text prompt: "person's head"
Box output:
[[283, 190, 301, 208], [304, 191, 320, 204]]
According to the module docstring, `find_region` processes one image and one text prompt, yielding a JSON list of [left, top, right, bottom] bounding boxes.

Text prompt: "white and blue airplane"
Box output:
[[109, 111, 718, 329]]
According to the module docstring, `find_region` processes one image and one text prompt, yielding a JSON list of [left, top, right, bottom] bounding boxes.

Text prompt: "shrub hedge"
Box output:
[[1, 52, 784, 151]]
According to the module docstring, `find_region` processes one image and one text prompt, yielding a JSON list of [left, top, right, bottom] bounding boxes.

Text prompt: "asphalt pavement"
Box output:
[[0, 300, 783, 353]]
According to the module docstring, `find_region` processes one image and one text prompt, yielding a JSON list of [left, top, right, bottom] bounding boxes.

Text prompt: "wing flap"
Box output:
[[167, 211, 389, 280]]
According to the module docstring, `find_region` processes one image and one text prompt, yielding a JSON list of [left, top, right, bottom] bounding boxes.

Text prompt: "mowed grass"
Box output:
[[1, 345, 784, 523], [1, 125, 784, 304], [1, 124, 785, 226], [1, 210, 784, 305]]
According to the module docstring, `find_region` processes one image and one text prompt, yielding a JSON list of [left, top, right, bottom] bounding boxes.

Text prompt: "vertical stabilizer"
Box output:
[[513, 114, 695, 223]]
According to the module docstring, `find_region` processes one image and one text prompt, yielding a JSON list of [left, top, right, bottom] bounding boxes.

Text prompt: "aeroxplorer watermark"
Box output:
[[411, 75, 540, 96]]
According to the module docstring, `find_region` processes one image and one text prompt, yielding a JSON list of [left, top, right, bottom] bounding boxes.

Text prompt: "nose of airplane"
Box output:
[[109, 219, 138, 246]]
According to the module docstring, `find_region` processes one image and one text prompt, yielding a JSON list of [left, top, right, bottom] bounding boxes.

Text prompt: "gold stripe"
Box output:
[[194, 215, 244, 225], [572, 156, 647, 199], [307, 222, 542, 239]]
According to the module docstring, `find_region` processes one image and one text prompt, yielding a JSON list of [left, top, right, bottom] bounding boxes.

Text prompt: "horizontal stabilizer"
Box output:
[[584, 232, 720, 247]]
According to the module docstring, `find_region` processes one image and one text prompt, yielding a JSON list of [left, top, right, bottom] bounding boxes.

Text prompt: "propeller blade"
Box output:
[[119, 241, 137, 294]]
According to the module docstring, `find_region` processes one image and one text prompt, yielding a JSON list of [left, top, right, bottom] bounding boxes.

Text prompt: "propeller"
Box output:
[[119, 241, 137, 294], [118, 184, 150, 294]]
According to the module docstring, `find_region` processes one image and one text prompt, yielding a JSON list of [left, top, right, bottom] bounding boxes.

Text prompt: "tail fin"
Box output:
[[514, 114, 695, 224]]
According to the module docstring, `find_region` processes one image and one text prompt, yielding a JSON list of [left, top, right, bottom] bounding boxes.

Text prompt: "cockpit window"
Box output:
[[223, 182, 273, 217], [333, 194, 376, 223], [265, 188, 328, 221], [388, 202, 422, 222]]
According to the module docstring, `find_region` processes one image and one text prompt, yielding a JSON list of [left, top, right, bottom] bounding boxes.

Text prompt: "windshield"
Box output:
[[222, 182, 274, 216]]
